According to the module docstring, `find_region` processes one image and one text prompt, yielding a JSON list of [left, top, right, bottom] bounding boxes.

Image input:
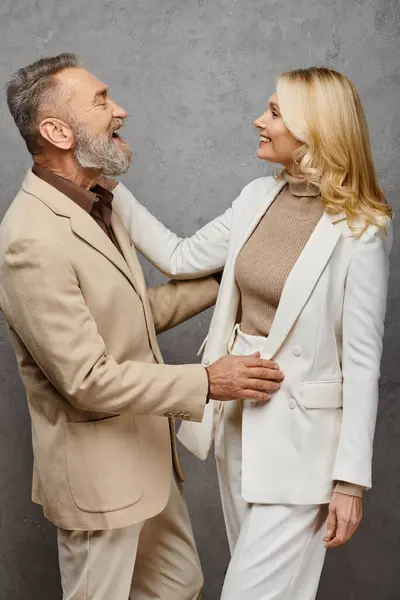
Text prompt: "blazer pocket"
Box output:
[[65, 414, 142, 513], [301, 380, 343, 409]]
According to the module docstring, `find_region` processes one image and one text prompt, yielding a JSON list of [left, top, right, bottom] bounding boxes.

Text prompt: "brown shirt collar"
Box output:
[[31, 163, 114, 215]]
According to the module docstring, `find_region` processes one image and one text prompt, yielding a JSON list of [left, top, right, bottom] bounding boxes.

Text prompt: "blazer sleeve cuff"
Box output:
[[334, 481, 365, 497]]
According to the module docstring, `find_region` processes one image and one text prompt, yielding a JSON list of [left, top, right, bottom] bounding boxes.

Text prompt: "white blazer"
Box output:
[[114, 177, 392, 504]]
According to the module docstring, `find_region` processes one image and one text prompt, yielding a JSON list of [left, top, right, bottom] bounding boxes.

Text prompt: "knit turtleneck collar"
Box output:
[[283, 171, 320, 198]]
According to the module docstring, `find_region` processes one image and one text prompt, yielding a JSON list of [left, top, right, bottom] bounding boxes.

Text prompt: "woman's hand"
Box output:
[[323, 492, 363, 548]]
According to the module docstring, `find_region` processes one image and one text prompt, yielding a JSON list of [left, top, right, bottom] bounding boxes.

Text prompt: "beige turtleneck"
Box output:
[[235, 173, 323, 337], [234, 173, 363, 498]]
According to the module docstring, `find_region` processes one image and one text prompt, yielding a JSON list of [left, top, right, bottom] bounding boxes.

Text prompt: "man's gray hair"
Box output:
[[6, 53, 80, 154]]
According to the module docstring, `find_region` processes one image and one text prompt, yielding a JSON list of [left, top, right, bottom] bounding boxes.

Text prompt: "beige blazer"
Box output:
[[0, 170, 218, 531]]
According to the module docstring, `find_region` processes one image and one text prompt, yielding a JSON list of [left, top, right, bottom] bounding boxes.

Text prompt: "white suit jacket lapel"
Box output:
[[263, 211, 342, 359], [233, 179, 286, 266], [205, 178, 286, 354]]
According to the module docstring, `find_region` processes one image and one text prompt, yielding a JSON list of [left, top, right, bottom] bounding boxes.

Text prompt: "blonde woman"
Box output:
[[113, 67, 393, 599]]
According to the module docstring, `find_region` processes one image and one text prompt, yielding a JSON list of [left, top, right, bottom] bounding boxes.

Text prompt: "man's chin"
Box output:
[[74, 136, 133, 176], [102, 163, 131, 177], [103, 143, 133, 176]]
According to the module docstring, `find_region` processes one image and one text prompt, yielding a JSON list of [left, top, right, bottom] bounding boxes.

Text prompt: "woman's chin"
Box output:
[[256, 147, 275, 162]]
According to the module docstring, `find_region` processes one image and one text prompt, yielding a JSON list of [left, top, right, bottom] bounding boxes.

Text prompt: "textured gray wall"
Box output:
[[0, 1, 399, 599]]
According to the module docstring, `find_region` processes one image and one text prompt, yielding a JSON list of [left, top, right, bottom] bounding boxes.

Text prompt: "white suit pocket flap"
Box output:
[[301, 380, 343, 409]]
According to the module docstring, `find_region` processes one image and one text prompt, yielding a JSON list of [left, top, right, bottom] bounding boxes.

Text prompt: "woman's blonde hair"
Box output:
[[276, 67, 392, 230]]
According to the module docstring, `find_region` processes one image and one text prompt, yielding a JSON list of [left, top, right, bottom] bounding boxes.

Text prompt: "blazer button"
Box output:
[[183, 413, 191, 420], [203, 358, 210, 366], [292, 346, 302, 357], [288, 399, 297, 410], [165, 412, 174, 418]]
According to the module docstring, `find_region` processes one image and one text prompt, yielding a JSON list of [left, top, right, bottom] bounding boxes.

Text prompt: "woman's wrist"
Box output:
[[334, 481, 364, 497]]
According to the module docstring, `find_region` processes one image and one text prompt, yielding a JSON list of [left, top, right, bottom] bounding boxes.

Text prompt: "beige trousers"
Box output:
[[57, 475, 203, 600]]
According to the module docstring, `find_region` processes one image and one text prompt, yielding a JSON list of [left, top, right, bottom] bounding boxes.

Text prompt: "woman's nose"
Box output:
[[254, 114, 266, 130]]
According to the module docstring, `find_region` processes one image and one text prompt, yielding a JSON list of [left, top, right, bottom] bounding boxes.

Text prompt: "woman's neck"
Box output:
[[283, 171, 320, 198]]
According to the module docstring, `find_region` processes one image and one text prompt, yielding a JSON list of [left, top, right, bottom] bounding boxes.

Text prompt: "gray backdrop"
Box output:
[[0, 1, 399, 599]]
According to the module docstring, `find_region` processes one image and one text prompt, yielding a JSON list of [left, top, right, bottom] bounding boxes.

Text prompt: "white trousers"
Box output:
[[216, 327, 328, 600], [57, 475, 203, 600]]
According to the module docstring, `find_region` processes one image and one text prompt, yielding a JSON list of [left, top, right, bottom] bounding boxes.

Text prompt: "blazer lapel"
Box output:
[[110, 210, 147, 299], [69, 211, 142, 294], [112, 209, 165, 363], [22, 169, 141, 295], [23, 170, 164, 364], [233, 179, 287, 269], [263, 211, 342, 359], [205, 178, 286, 356]]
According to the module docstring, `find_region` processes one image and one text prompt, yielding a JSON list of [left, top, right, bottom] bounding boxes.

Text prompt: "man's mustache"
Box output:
[[110, 118, 124, 134]]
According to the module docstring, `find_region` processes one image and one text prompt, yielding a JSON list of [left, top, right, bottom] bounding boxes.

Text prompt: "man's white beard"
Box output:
[[73, 124, 132, 176]]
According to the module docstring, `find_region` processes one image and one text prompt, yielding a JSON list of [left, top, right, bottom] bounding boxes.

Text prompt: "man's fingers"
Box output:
[[247, 367, 284, 382], [242, 390, 272, 402], [241, 376, 281, 394], [247, 378, 281, 393], [249, 352, 261, 359], [243, 355, 281, 371]]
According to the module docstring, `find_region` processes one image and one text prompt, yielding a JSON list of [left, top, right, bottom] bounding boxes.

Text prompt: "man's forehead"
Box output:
[[56, 67, 106, 95]]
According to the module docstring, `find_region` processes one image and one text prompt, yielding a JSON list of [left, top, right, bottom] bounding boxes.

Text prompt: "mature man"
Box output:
[[0, 54, 282, 600]]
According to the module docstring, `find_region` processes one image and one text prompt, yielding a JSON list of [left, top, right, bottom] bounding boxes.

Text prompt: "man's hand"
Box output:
[[323, 492, 363, 548], [206, 352, 284, 402]]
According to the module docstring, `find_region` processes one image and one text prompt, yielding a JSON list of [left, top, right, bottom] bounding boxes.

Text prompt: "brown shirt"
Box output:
[[32, 164, 122, 254]]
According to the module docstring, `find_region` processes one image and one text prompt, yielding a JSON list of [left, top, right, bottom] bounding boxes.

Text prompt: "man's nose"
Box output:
[[111, 99, 127, 119]]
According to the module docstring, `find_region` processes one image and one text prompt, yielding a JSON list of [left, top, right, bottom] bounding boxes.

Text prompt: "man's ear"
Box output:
[[39, 118, 74, 150]]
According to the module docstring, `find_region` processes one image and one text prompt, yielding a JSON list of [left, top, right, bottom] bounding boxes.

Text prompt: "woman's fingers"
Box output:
[[323, 506, 337, 545], [324, 493, 363, 548]]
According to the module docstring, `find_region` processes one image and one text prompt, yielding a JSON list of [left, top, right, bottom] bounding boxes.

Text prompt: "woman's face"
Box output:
[[254, 93, 302, 171]]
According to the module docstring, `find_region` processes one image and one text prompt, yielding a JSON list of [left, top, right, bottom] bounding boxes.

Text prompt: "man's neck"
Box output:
[[33, 154, 100, 191]]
